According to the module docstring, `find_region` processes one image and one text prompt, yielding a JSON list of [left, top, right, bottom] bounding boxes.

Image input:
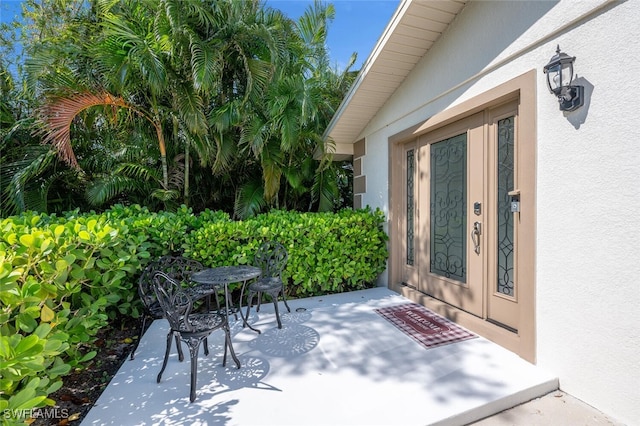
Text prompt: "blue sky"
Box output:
[[0, 0, 399, 72], [0, 1, 21, 26], [0, 0, 20, 18]]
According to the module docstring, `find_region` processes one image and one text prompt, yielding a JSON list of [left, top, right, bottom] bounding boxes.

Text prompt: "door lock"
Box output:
[[508, 189, 521, 213]]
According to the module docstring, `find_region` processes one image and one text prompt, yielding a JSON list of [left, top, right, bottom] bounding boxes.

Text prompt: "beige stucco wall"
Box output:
[[356, 1, 640, 423]]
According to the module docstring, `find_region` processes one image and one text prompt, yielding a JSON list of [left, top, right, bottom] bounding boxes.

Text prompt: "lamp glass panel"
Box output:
[[546, 64, 562, 92], [560, 62, 574, 86]]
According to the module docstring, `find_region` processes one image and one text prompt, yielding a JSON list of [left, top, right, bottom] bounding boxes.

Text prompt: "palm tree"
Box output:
[[233, 0, 357, 217]]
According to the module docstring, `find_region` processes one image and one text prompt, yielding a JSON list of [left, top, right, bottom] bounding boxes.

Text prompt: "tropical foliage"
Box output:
[[1, 0, 357, 218]]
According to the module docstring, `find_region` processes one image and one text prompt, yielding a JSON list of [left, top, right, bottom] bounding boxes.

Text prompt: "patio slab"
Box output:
[[81, 287, 558, 425]]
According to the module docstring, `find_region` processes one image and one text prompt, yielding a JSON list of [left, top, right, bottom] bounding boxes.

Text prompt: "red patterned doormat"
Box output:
[[374, 303, 477, 350]]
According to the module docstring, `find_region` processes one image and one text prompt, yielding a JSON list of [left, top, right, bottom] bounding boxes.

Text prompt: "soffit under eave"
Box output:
[[324, 0, 468, 149]]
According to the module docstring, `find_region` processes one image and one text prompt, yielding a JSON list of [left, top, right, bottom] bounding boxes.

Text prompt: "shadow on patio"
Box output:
[[81, 287, 557, 426]]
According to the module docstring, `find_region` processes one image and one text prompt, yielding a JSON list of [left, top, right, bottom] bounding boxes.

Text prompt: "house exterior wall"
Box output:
[[356, 1, 640, 423]]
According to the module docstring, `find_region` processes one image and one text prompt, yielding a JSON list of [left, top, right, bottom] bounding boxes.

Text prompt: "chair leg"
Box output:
[[272, 297, 283, 329], [157, 331, 174, 383], [176, 334, 184, 362], [244, 291, 255, 328], [256, 292, 262, 312], [129, 318, 186, 363], [188, 339, 203, 403], [222, 333, 228, 367], [203, 337, 209, 356], [130, 315, 149, 360], [281, 290, 291, 313]]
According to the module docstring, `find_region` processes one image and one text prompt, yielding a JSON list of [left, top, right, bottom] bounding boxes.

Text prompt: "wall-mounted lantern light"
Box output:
[[543, 45, 584, 111]]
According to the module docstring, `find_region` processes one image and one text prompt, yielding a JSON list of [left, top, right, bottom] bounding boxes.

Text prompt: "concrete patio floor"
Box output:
[[81, 287, 559, 425]]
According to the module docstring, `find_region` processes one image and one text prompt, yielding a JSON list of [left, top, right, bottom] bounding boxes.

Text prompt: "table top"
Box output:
[[191, 265, 262, 285]]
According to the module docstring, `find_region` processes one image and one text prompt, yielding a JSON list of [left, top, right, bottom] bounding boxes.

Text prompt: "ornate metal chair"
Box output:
[[244, 241, 291, 329], [153, 271, 240, 402], [130, 255, 204, 360]]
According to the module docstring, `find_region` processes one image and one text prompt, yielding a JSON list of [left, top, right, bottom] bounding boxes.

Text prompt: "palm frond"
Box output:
[[208, 101, 242, 133], [282, 155, 313, 194], [211, 131, 240, 173], [240, 113, 269, 158], [86, 174, 142, 206], [312, 167, 338, 212], [174, 82, 208, 136], [189, 35, 221, 92], [115, 162, 160, 181], [101, 9, 168, 94], [234, 179, 266, 219], [168, 154, 185, 190], [0, 147, 56, 215], [260, 141, 284, 203], [245, 56, 273, 97], [296, 0, 333, 47], [151, 188, 180, 202], [36, 91, 130, 168]]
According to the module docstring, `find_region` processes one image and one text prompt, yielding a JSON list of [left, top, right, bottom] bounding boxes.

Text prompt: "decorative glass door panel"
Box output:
[[401, 144, 418, 287], [407, 148, 415, 266], [430, 134, 467, 282], [496, 117, 515, 297]]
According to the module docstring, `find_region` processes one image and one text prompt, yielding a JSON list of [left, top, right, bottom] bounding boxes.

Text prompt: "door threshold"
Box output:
[[487, 318, 518, 334]]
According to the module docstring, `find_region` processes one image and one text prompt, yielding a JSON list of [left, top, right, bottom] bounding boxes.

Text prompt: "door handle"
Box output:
[[471, 221, 481, 255]]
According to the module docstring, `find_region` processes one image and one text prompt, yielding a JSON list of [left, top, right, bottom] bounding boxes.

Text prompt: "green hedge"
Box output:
[[183, 209, 389, 297], [0, 211, 149, 424], [0, 206, 388, 424]]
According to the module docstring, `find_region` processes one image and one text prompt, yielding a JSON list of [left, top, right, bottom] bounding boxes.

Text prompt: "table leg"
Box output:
[[223, 283, 241, 368]]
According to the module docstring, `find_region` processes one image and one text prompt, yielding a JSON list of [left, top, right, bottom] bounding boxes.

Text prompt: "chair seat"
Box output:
[[185, 284, 222, 300], [248, 277, 283, 292], [181, 313, 225, 333]]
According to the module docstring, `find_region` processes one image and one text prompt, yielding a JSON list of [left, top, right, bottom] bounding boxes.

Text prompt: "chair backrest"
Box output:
[[152, 271, 194, 332], [159, 256, 204, 282], [138, 255, 204, 310], [254, 241, 288, 278]]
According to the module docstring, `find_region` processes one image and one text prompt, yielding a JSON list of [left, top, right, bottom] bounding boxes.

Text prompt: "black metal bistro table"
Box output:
[[190, 265, 263, 337]]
